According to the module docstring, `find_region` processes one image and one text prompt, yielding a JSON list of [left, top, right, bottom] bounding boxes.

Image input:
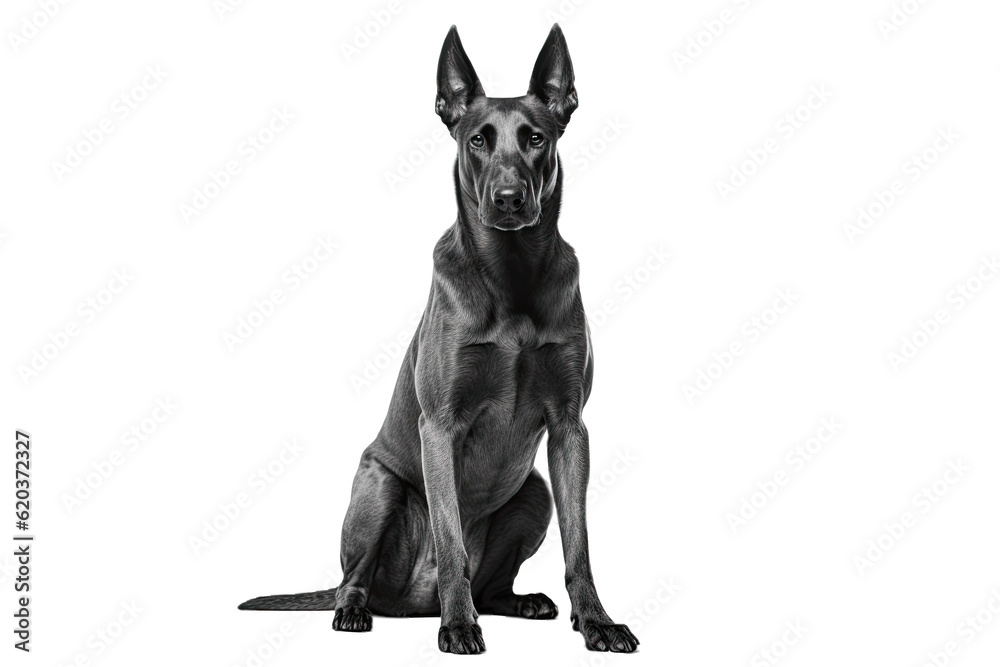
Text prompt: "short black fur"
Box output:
[[239, 24, 639, 655]]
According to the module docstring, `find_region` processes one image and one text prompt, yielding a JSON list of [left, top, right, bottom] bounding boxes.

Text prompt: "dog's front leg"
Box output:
[[547, 415, 639, 653], [419, 414, 485, 655]]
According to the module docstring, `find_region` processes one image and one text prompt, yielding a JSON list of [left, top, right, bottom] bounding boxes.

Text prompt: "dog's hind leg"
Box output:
[[472, 468, 558, 619], [333, 450, 405, 632]]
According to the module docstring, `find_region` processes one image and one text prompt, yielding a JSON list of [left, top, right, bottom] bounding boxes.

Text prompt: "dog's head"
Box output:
[[435, 25, 578, 232]]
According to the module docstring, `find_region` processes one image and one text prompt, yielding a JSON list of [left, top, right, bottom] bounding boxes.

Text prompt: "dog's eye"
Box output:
[[469, 134, 485, 149], [530, 133, 545, 148]]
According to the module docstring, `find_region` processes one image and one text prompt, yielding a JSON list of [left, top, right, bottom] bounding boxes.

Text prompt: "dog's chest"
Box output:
[[457, 365, 548, 513], [462, 309, 579, 397], [450, 315, 580, 513], [490, 312, 546, 351]]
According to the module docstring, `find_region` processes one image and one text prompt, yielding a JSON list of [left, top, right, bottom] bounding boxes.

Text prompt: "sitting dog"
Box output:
[[240, 24, 639, 655]]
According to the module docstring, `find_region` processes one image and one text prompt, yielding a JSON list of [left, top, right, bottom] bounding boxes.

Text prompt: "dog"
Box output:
[[240, 24, 639, 655]]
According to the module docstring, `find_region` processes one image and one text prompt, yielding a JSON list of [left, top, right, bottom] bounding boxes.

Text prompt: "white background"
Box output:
[[2, 0, 999, 665]]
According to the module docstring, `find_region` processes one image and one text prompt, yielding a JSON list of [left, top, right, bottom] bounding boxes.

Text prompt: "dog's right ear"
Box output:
[[435, 26, 484, 136]]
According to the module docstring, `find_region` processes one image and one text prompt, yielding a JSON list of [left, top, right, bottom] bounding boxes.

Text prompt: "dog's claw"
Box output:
[[577, 619, 639, 653], [332, 606, 372, 632], [438, 621, 486, 654]]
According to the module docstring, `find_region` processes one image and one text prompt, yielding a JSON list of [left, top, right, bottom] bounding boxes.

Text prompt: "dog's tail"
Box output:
[[238, 587, 339, 611]]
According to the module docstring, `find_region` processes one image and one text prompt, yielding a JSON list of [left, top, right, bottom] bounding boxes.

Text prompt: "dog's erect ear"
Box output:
[[435, 26, 484, 135], [528, 24, 578, 134]]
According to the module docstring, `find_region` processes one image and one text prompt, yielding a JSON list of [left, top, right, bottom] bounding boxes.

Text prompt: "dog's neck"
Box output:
[[453, 163, 565, 311]]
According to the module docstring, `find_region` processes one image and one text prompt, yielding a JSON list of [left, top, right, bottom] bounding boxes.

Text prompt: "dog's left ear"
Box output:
[[528, 24, 578, 134], [435, 25, 484, 136]]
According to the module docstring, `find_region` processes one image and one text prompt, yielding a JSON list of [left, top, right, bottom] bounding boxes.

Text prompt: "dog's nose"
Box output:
[[492, 186, 526, 213]]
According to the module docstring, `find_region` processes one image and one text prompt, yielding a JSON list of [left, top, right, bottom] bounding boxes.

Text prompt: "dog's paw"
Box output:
[[438, 621, 486, 654], [514, 592, 558, 619], [574, 618, 639, 653], [332, 605, 372, 632]]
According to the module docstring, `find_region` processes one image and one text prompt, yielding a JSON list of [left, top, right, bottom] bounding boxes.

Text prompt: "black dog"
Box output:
[[240, 24, 639, 655]]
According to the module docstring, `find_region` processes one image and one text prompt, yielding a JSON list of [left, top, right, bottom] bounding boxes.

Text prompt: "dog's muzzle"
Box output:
[[480, 181, 540, 231]]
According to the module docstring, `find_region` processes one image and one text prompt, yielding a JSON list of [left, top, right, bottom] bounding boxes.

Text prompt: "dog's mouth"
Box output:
[[489, 215, 538, 232], [478, 199, 541, 232]]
